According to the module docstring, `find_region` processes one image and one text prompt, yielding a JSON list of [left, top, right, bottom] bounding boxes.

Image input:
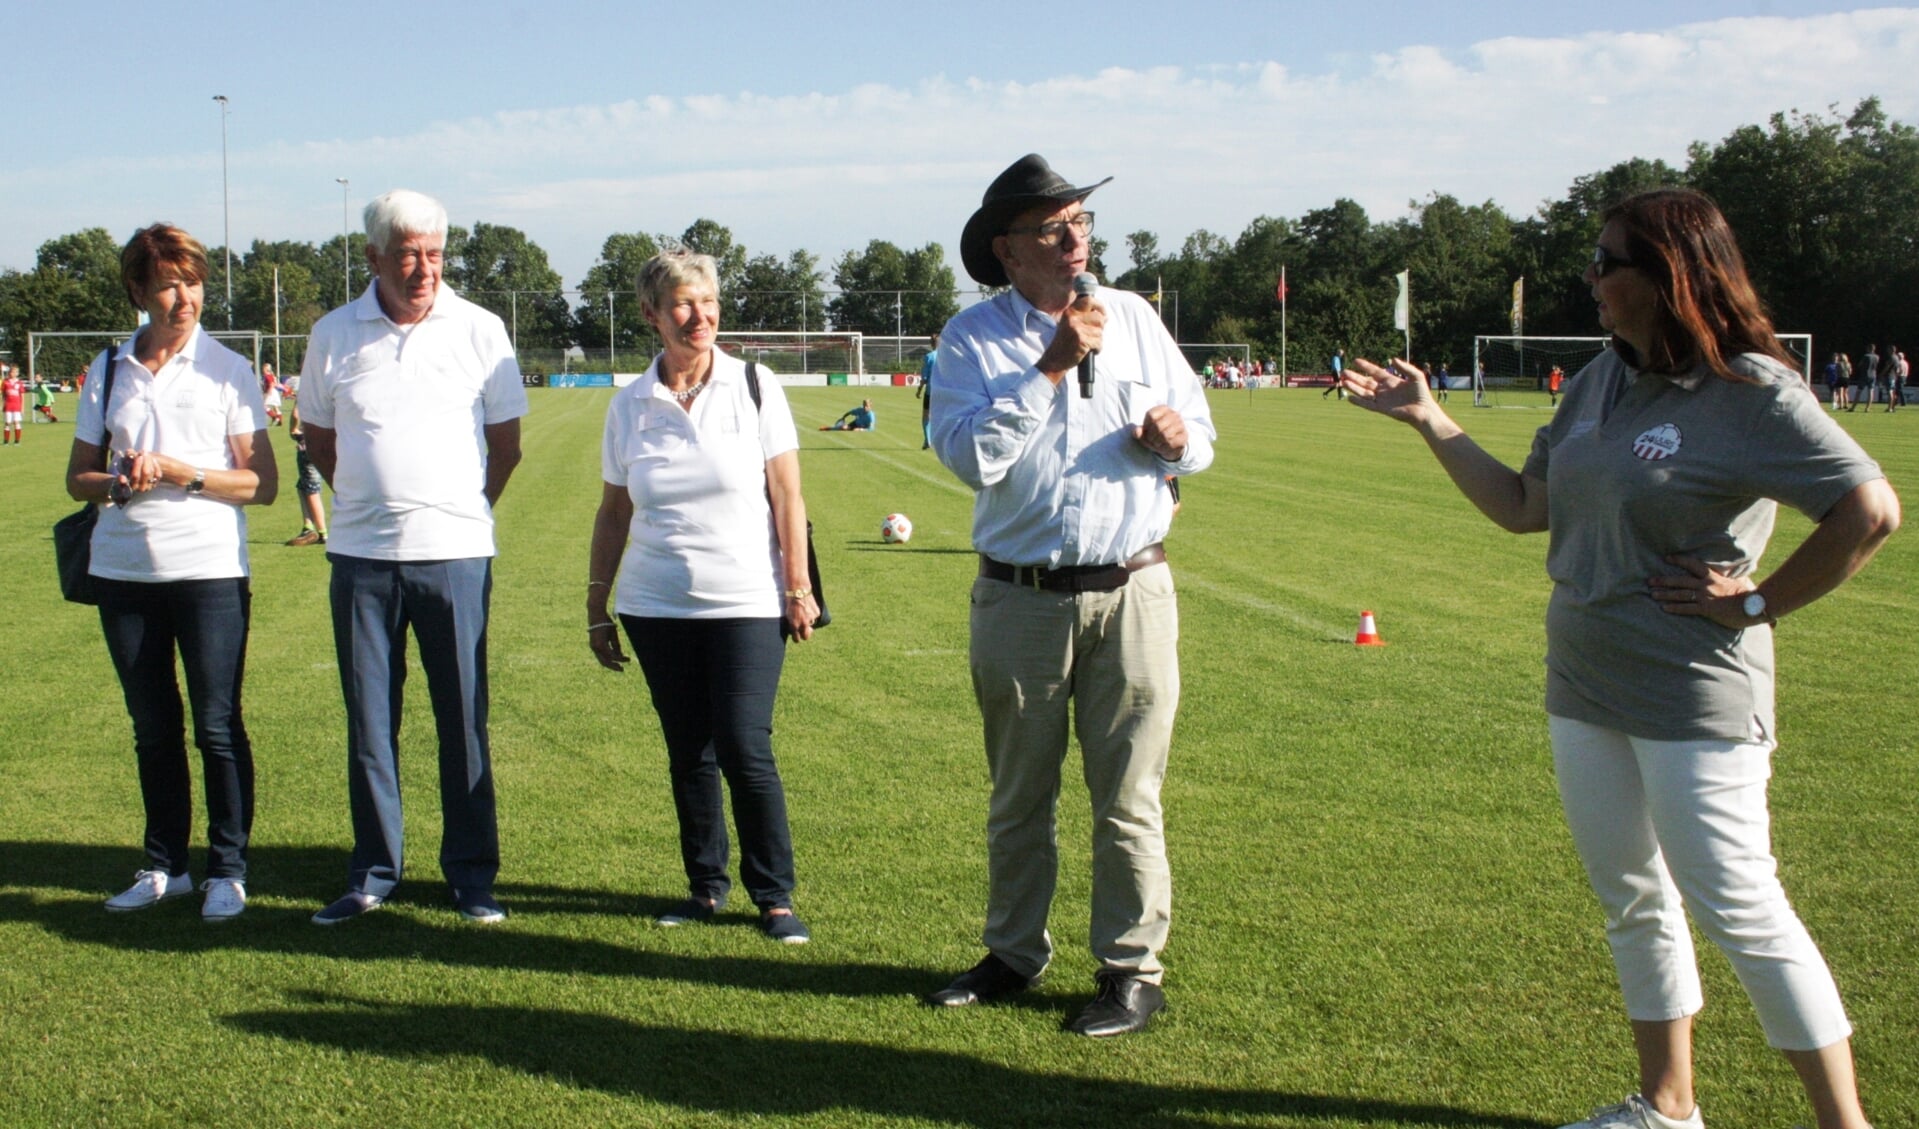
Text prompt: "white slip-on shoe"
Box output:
[[201, 878, 247, 921], [1560, 1094, 1702, 1129], [105, 869, 193, 912]]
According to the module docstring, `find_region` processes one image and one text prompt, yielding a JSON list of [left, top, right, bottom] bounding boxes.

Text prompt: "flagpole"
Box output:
[[1393, 269, 1411, 362], [1279, 264, 1288, 390]]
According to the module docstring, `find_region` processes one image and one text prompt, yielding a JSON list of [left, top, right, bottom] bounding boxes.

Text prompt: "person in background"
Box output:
[[1852, 344, 1878, 410], [1322, 347, 1345, 399], [66, 222, 277, 921], [299, 189, 527, 927], [1342, 187, 1896, 1129], [2, 364, 24, 444], [821, 398, 875, 431], [918, 332, 939, 449], [33, 376, 59, 423], [1883, 345, 1905, 412], [586, 249, 817, 945], [1833, 351, 1852, 410], [261, 363, 284, 426], [282, 371, 329, 546]]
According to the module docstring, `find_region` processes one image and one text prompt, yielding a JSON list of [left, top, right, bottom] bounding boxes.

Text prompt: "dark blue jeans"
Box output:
[[622, 616, 795, 910], [329, 555, 499, 898], [96, 577, 255, 880]]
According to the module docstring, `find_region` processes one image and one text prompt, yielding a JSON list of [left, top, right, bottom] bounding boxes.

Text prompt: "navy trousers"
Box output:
[[97, 577, 255, 880], [622, 615, 795, 910], [329, 555, 499, 898]]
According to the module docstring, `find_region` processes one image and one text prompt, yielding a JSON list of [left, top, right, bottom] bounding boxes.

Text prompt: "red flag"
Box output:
[[1275, 268, 1288, 304]]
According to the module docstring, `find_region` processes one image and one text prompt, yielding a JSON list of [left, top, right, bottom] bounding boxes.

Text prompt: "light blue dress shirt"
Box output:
[[932, 285, 1214, 567]]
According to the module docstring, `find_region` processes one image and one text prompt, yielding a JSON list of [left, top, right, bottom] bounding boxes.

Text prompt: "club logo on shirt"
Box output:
[[1631, 423, 1682, 460]]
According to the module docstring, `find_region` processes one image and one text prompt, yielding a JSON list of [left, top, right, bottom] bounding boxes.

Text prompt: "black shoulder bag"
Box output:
[[745, 362, 828, 638], [53, 348, 119, 605]]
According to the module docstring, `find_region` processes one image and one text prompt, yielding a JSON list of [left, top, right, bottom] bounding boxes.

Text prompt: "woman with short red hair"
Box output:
[[65, 223, 277, 921]]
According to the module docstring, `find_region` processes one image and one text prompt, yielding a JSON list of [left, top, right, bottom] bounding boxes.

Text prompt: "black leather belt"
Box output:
[[978, 543, 1166, 593]]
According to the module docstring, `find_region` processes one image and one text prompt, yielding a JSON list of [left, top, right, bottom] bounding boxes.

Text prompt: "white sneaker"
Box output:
[[201, 877, 247, 921], [1561, 1094, 1702, 1129], [104, 869, 193, 912]]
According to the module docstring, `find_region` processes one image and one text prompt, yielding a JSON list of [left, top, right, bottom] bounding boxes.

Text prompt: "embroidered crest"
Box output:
[[1631, 423, 1682, 460]]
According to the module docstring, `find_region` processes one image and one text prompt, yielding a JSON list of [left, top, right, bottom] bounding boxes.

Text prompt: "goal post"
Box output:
[[1471, 336, 1609, 406], [714, 330, 864, 377]]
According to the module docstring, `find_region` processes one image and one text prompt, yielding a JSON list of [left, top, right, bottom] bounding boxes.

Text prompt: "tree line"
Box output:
[[4, 98, 1913, 379]]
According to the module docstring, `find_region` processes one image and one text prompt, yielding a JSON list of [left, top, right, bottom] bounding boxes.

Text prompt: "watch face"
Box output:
[[1743, 593, 1766, 617]]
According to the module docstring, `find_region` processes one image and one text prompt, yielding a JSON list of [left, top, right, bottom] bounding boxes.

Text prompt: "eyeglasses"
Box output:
[[1590, 244, 1635, 277], [1007, 212, 1095, 246]]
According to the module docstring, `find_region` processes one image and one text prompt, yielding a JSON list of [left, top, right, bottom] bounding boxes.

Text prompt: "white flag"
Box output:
[[1392, 270, 1410, 332]]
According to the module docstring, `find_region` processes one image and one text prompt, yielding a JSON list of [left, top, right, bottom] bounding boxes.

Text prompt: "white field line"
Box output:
[[812, 433, 973, 497], [1177, 574, 1349, 640]]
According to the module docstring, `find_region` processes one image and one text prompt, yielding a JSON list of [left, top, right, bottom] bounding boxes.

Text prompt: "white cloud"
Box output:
[[4, 10, 1916, 285]]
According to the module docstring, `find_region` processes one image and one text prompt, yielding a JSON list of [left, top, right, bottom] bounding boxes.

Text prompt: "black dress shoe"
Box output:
[[925, 954, 1034, 1007], [1064, 973, 1164, 1037]]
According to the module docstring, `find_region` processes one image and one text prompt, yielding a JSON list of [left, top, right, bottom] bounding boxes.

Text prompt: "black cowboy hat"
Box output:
[[959, 154, 1112, 287]]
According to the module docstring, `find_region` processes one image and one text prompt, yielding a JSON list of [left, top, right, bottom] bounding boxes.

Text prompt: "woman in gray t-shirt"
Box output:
[[1339, 188, 1899, 1129]]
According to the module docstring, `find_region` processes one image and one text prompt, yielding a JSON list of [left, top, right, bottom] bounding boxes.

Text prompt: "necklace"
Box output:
[[668, 378, 707, 405]]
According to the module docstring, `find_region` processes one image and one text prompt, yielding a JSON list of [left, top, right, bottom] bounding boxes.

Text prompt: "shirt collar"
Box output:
[[356, 280, 451, 325], [118, 323, 206, 365], [1614, 336, 1707, 393], [1005, 286, 1055, 333]]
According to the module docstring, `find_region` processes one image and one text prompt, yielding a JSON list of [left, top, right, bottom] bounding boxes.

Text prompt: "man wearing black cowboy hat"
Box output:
[[925, 153, 1215, 1037]]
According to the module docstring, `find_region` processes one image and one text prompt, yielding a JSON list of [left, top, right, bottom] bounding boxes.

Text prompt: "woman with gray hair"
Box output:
[[585, 249, 817, 944]]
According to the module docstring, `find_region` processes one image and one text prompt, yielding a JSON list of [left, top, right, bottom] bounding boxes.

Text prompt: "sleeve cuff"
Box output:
[[1012, 368, 1058, 416]]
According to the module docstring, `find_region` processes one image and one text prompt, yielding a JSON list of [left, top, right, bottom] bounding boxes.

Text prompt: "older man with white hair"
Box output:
[[298, 189, 528, 925]]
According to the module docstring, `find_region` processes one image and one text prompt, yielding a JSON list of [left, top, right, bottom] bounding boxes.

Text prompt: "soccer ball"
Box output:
[[880, 513, 913, 544]]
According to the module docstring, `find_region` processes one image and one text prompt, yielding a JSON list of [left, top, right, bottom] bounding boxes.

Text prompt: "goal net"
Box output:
[[1178, 343, 1258, 385], [715, 330, 864, 376], [1473, 334, 1814, 407]]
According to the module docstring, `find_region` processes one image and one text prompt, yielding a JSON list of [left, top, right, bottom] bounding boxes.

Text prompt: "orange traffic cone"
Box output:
[[1353, 610, 1386, 646]]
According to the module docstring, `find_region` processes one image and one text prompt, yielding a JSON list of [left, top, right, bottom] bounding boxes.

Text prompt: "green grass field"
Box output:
[[2, 385, 1913, 1128]]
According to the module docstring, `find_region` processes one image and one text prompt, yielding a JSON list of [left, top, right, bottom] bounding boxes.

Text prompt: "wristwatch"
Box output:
[[1741, 591, 1773, 624], [186, 469, 206, 494]]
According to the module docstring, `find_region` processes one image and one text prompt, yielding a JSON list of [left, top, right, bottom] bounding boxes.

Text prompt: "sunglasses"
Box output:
[[1590, 245, 1635, 277]]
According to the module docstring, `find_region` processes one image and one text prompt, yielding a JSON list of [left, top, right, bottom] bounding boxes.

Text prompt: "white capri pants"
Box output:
[[1549, 715, 1852, 1052]]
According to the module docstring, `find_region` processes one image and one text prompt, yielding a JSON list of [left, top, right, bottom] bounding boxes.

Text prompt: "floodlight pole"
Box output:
[[336, 178, 351, 303], [213, 96, 232, 327]]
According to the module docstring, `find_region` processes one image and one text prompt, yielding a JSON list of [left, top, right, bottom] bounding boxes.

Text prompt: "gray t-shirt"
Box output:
[[1521, 348, 1882, 742]]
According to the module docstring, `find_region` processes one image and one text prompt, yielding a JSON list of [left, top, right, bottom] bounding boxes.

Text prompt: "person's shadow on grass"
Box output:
[[0, 839, 939, 1000], [225, 990, 1553, 1129]]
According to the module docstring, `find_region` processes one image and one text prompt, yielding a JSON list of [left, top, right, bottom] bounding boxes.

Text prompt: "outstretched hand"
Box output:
[[1340, 358, 1436, 425]]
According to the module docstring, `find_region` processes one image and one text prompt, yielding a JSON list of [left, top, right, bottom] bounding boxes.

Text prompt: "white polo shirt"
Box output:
[[75, 327, 269, 582], [300, 283, 528, 561], [601, 350, 799, 619]]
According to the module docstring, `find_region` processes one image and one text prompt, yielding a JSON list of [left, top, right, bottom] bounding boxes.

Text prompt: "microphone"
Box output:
[[1074, 271, 1099, 399]]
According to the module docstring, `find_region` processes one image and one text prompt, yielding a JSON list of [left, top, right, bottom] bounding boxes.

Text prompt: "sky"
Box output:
[[4, 2, 1917, 290]]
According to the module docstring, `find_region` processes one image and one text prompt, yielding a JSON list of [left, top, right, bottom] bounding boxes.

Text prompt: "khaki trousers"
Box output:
[[968, 561, 1179, 983]]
